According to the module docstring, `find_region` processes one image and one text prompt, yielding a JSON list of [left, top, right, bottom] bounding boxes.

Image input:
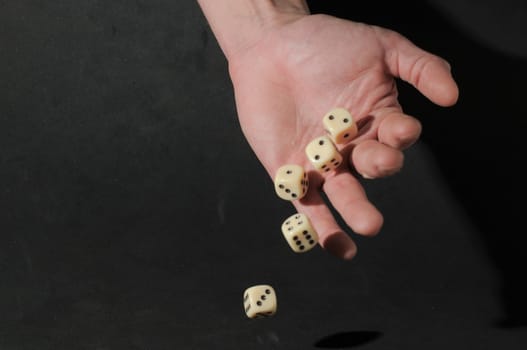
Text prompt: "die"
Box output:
[[274, 164, 309, 201], [243, 284, 277, 318], [305, 135, 343, 173], [322, 107, 358, 144], [281, 213, 319, 253]]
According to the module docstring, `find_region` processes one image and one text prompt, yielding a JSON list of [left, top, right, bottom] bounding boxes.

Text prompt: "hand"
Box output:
[[228, 13, 459, 260]]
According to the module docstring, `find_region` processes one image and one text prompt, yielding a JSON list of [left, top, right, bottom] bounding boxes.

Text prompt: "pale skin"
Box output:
[[197, 0, 459, 260]]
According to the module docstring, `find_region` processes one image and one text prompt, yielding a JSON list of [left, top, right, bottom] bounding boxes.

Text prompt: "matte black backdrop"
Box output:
[[1, 1, 526, 349]]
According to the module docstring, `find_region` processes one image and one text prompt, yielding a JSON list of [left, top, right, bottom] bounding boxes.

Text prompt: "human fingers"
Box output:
[[351, 110, 421, 178], [293, 177, 358, 260], [351, 139, 404, 180], [322, 170, 384, 237], [380, 29, 459, 107], [377, 112, 422, 150]]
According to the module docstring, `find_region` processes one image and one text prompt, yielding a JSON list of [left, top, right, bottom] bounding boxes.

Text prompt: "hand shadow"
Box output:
[[314, 331, 383, 348]]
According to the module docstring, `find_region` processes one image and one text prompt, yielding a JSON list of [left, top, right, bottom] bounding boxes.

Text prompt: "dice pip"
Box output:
[[274, 164, 309, 201], [305, 135, 343, 173], [322, 107, 358, 144], [281, 213, 319, 253], [243, 285, 277, 318]]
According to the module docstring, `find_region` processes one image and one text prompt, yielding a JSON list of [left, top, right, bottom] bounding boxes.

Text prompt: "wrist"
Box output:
[[197, 0, 309, 60]]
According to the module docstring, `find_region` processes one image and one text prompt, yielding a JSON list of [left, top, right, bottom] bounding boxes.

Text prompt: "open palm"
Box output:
[[228, 14, 458, 259]]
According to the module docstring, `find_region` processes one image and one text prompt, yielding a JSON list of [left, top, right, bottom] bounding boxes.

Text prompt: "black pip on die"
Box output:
[[281, 213, 319, 253], [243, 285, 277, 318], [274, 164, 309, 201]]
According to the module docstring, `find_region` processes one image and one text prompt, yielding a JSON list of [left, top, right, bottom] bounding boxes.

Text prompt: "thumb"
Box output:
[[381, 30, 459, 107]]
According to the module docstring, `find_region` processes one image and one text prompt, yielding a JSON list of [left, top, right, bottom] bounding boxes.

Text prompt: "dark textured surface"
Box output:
[[1, 1, 526, 349]]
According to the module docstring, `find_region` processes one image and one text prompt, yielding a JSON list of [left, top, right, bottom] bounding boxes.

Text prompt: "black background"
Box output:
[[1, 0, 526, 349]]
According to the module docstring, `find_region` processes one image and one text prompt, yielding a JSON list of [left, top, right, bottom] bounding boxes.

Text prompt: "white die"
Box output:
[[274, 164, 309, 201], [281, 213, 319, 253], [322, 107, 358, 144], [243, 285, 277, 318], [305, 135, 343, 173]]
